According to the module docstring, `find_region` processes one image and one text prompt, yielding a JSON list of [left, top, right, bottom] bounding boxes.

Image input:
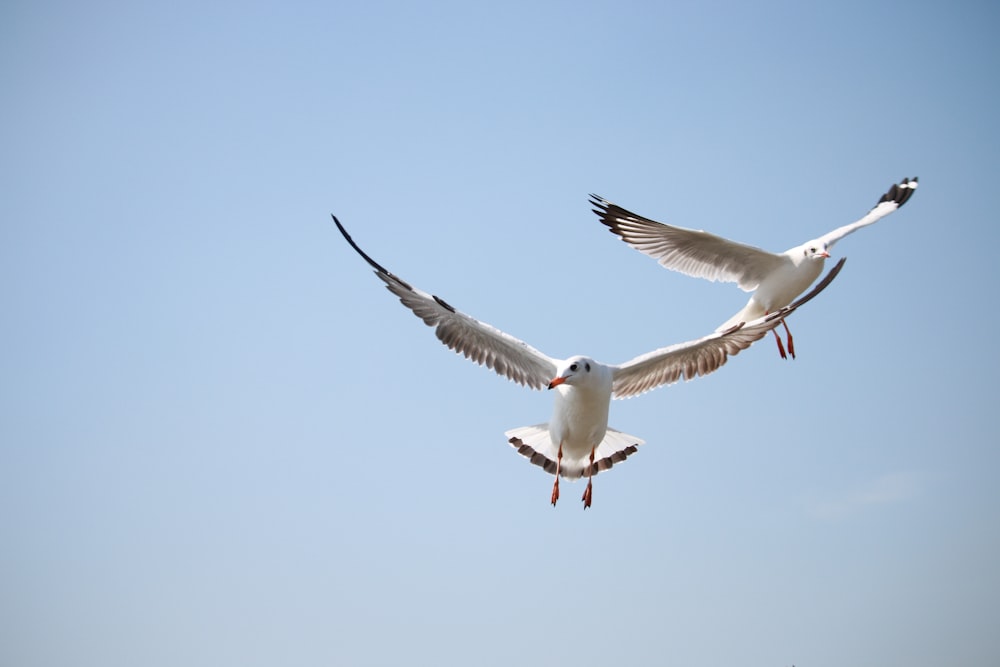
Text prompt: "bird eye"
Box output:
[[570, 363, 578, 371]]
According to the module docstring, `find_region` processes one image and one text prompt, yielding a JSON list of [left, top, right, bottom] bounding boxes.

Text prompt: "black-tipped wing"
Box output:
[[817, 177, 918, 249], [610, 257, 846, 398], [591, 194, 783, 292], [333, 215, 559, 391]]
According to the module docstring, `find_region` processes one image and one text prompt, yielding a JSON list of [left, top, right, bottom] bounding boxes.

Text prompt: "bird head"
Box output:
[[548, 356, 596, 390], [802, 240, 830, 260]]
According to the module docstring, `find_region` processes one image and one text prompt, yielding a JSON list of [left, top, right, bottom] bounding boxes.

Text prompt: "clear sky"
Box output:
[[2, 1, 998, 666]]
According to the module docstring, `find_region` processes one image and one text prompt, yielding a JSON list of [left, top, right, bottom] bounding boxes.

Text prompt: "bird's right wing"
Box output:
[[816, 177, 918, 250], [590, 194, 785, 292], [333, 215, 559, 391], [610, 257, 846, 399]]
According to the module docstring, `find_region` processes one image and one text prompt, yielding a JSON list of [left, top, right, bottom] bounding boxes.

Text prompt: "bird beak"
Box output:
[[547, 376, 566, 390], [818, 251, 831, 258]]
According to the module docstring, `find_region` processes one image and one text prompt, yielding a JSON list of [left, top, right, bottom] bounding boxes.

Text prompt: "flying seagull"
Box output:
[[333, 214, 844, 508], [591, 177, 916, 359]]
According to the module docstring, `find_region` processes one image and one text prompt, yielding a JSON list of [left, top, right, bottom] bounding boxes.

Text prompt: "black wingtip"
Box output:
[[331, 214, 417, 292], [588, 193, 611, 217], [589, 195, 635, 233], [878, 176, 919, 209], [331, 213, 392, 275]]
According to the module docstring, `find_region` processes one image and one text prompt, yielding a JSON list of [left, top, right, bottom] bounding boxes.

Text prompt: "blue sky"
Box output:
[[2, 1, 998, 665]]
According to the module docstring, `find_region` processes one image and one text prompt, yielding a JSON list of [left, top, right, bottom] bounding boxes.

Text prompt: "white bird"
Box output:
[[333, 215, 844, 508], [591, 177, 917, 359]]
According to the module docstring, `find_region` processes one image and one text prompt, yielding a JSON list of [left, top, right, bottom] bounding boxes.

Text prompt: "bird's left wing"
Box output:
[[610, 257, 846, 398], [590, 194, 785, 291], [333, 215, 560, 391], [817, 177, 918, 249]]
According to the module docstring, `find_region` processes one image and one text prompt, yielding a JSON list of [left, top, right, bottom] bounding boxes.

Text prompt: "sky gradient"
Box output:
[[3, 1, 998, 666]]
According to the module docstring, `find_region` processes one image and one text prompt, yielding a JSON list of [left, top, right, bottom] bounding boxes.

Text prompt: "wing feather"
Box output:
[[817, 177, 918, 249], [611, 258, 846, 398], [333, 215, 559, 390], [591, 194, 784, 291]]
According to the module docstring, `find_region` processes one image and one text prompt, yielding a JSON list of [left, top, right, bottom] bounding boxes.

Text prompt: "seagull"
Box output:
[[333, 214, 844, 508], [591, 177, 917, 359]]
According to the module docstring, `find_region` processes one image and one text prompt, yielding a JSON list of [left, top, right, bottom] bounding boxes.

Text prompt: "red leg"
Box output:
[[581, 447, 595, 509], [550, 443, 562, 506], [782, 319, 795, 359], [771, 327, 788, 360]]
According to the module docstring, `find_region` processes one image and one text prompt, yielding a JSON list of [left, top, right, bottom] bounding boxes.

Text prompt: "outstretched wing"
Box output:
[[817, 177, 918, 250], [610, 258, 846, 398], [591, 194, 784, 292], [333, 215, 559, 390]]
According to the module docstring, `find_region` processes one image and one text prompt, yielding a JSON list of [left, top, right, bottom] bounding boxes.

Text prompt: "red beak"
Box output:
[[547, 376, 566, 390]]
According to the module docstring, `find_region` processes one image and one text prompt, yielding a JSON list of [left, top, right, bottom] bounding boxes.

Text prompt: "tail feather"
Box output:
[[505, 424, 644, 480]]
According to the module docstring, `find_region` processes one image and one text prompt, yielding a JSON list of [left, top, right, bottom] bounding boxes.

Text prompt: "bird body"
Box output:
[[548, 357, 615, 466], [505, 356, 639, 482], [718, 245, 826, 331]]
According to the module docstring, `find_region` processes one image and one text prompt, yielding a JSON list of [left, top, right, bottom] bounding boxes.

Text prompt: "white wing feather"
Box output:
[[591, 194, 784, 291], [610, 258, 846, 398], [333, 216, 559, 391]]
